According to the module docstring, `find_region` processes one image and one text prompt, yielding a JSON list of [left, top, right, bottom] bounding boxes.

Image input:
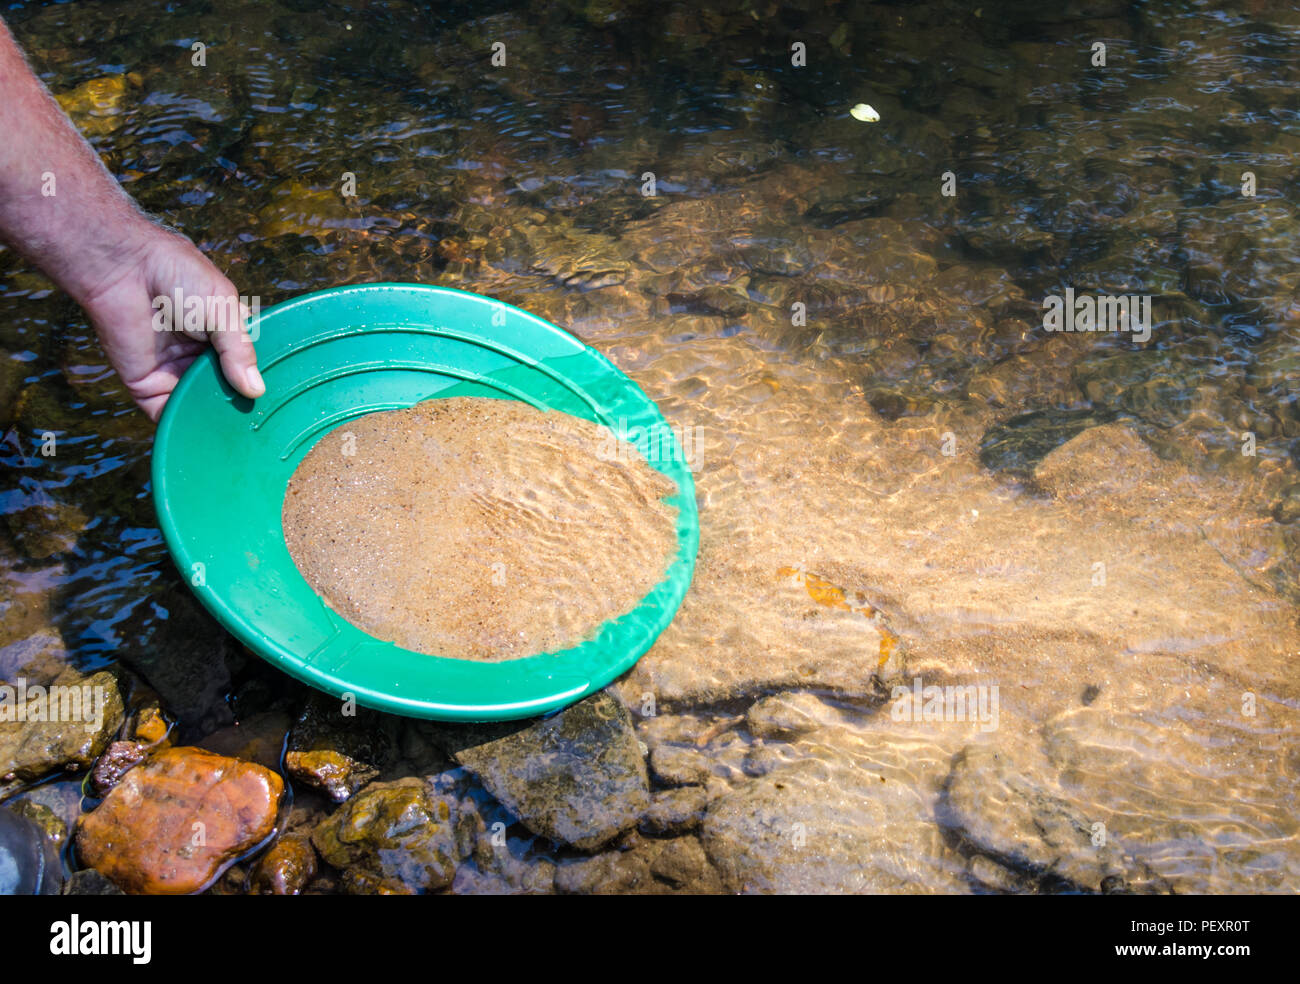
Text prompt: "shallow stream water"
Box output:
[[1, 0, 1298, 893]]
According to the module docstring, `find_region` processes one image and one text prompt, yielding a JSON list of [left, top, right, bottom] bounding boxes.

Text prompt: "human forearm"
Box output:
[[0, 19, 262, 420], [0, 19, 156, 303]]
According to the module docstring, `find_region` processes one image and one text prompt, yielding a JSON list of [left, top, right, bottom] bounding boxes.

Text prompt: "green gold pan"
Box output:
[[152, 283, 698, 721]]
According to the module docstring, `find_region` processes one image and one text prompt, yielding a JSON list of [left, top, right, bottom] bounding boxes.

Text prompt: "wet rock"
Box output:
[[648, 743, 712, 786], [1032, 423, 1162, 500], [1272, 484, 1300, 525], [75, 746, 284, 895], [198, 709, 292, 773], [639, 786, 709, 836], [117, 585, 238, 738], [0, 631, 71, 687], [554, 836, 721, 894], [249, 833, 318, 895], [1071, 345, 1217, 431], [128, 704, 170, 745], [9, 779, 81, 852], [745, 691, 837, 741], [61, 869, 125, 895], [0, 805, 60, 894], [449, 692, 649, 851], [454, 833, 556, 895], [701, 728, 956, 893], [940, 743, 1166, 894], [741, 742, 789, 778], [0, 669, 124, 786], [339, 869, 416, 895], [4, 500, 87, 560], [966, 347, 1084, 412], [286, 749, 378, 803], [635, 712, 718, 749], [53, 74, 134, 137], [9, 799, 67, 856], [285, 692, 397, 802], [979, 408, 1121, 476], [310, 778, 459, 893], [618, 547, 905, 711], [1037, 689, 1300, 894], [87, 740, 147, 797], [647, 835, 721, 892]]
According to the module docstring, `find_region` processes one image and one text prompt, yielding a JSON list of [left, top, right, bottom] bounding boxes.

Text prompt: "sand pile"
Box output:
[[283, 397, 679, 661]]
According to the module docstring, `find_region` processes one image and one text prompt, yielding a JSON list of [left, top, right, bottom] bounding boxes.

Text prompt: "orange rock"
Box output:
[[75, 746, 283, 894], [250, 833, 317, 895]]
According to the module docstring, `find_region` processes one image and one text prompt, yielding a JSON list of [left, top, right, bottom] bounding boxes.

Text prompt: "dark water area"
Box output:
[[1, 0, 1299, 894]]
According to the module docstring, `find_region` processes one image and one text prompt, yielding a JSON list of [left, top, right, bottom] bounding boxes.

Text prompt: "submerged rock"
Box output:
[[75, 746, 284, 894], [10, 798, 68, 856], [310, 778, 459, 894], [0, 804, 61, 894], [1272, 484, 1300, 525], [701, 727, 958, 894], [454, 833, 556, 896], [4, 501, 87, 560], [197, 709, 291, 773], [648, 743, 712, 787], [639, 786, 709, 836], [1032, 423, 1162, 500], [116, 586, 238, 738], [940, 743, 1169, 894], [745, 691, 839, 741], [0, 631, 71, 687], [554, 835, 722, 894], [979, 408, 1121, 476], [61, 869, 125, 895], [8, 778, 81, 854], [449, 692, 649, 851]]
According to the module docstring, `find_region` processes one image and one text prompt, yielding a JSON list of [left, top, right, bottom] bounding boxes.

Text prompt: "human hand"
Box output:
[[75, 223, 265, 422]]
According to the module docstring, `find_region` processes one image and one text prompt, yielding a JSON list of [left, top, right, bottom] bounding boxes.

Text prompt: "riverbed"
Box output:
[[1, 0, 1298, 894]]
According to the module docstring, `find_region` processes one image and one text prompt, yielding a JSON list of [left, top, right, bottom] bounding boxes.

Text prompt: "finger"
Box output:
[[202, 290, 265, 399], [138, 392, 169, 423]]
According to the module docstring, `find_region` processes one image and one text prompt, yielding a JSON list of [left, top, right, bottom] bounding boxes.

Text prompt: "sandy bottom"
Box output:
[[282, 397, 679, 661]]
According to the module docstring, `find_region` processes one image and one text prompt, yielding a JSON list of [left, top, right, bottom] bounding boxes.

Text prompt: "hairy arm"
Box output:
[[0, 20, 263, 420]]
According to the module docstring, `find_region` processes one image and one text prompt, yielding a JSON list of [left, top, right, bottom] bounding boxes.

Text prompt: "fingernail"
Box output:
[[245, 366, 265, 396]]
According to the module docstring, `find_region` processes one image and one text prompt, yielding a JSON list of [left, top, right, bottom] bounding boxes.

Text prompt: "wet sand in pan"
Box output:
[[282, 397, 679, 661]]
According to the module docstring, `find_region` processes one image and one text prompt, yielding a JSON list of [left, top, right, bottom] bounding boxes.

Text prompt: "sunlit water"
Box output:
[[1, 0, 1298, 893]]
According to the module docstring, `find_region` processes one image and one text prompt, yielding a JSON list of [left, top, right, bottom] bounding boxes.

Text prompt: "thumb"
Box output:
[[202, 290, 265, 399]]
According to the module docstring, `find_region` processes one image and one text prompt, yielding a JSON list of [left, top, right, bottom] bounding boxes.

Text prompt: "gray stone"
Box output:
[[450, 692, 649, 851], [701, 728, 957, 893], [0, 669, 124, 786], [639, 785, 708, 836], [453, 832, 555, 895], [746, 691, 837, 741], [554, 836, 721, 894], [61, 868, 126, 895], [1032, 423, 1162, 500], [648, 744, 712, 786], [940, 743, 1167, 893], [1272, 484, 1300, 525]]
